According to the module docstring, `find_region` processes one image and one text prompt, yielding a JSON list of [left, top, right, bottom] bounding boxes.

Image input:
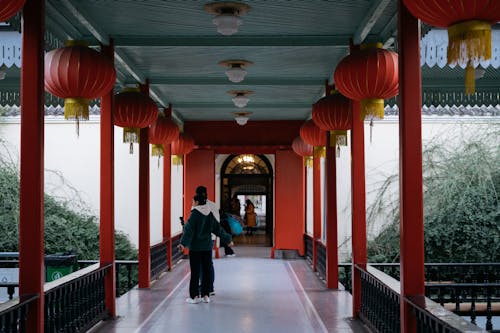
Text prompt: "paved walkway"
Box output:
[[92, 247, 368, 333]]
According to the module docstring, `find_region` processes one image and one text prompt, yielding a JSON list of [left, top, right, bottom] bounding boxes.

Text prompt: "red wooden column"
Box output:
[[351, 101, 367, 318], [312, 149, 321, 271], [398, 2, 425, 332], [138, 82, 151, 288], [325, 132, 339, 289], [99, 41, 116, 317], [183, 149, 215, 219], [163, 143, 172, 270], [18, 1, 45, 331]]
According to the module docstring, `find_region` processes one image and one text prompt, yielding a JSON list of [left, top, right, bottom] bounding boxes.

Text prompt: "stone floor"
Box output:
[[91, 247, 368, 333]]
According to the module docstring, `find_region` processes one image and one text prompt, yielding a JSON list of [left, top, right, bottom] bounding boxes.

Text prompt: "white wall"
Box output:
[[0, 116, 497, 256]]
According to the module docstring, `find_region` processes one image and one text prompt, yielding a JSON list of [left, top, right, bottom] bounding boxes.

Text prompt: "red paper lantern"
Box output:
[[45, 41, 116, 128], [312, 88, 352, 147], [171, 133, 195, 165], [114, 87, 158, 153], [291, 136, 313, 157], [402, 0, 500, 94], [0, 0, 26, 22], [334, 43, 398, 120], [149, 107, 179, 157], [300, 119, 326, 158], [292, 136, 313, 167]]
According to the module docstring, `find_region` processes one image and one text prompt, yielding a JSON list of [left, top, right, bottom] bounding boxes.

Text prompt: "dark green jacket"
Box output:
[[180, 207, 232, 251]]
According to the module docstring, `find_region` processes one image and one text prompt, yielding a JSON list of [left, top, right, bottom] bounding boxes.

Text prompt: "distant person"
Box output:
[[179, 194, 232, 304], [220, 212, 236, 257], [244, 199, 257, 236], [230, 194, 241, 216]]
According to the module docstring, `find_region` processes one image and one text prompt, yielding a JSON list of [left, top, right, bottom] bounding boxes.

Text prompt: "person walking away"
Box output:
[[230, 194, 241, 216], [244, 199, 257, 236], [179, 194, 233, 304]]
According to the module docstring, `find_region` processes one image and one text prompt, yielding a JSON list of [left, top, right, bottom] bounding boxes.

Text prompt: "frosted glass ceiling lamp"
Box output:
[[219, 59, 253, 83], [204, 2, 250, 36], [228, 90, 254, 108], [233, 111, 252, 126]]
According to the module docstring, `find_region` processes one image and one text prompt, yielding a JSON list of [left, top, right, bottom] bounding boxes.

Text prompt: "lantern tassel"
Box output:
[[360, 98, 384, 120], [447, 20, 492, 65], [151, 144, 164, 157], [465, 62, 475, 95], [64, 97, 89, 137], [123, 127, 140, 144], [336, 144, 341, 158], [172, 155, 183, 165], [129, 142, 134, 155], [305, 156, 313, 168], [369, 118, 374, 143], [313, 146, 325, 158]]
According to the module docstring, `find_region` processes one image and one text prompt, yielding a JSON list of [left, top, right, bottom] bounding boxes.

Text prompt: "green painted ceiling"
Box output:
[[2, 0, 499, 122]]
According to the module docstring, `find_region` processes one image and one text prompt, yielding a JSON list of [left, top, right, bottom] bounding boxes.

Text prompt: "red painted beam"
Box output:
[[163, 143, 172, 270], [312, 152, 321, 271], [99, 41, 116, 317], [351, 101, 367, 318], [398, 2, 425, 332], [19, 1, 45, 331], [184, 121, 303, 146], [325, 133, 339, 289], [196, 145, 290, 154], [138, 82, 151, 288]]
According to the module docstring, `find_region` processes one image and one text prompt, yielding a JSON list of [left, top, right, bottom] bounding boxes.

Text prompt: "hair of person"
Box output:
[[194, 194, 207, 205], [196, 185, 208, 199]]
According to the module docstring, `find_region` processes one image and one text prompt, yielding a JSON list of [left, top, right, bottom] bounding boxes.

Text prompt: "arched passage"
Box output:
[[220, 154, 273, 246]]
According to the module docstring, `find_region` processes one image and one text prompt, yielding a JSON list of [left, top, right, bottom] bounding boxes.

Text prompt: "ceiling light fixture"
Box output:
[[228, 90, 254, 108], [204, 2, 251, 36], [233, 111, 252, 126], [219, 59, 253, 83]]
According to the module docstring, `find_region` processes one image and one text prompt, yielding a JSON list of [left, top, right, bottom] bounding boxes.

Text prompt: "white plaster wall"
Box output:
[[0, 116, 497, 256]]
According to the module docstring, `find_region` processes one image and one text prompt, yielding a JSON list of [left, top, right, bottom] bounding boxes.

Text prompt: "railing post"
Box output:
[[351, 100, 367, 318], [19, 1, 45, 332], [100, 40, 116, 317], [398, 2, 425, 332]]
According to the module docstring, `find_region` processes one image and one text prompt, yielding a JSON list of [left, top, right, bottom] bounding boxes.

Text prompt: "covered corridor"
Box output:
[[91, 247, 367, 333]]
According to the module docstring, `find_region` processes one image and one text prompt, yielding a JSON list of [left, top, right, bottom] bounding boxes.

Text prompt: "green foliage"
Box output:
[[367, 125, 500, 263], [0, 141, 137, 261]]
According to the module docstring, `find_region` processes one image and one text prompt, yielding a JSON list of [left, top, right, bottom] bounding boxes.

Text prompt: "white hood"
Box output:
[[193, 204, 211, 216]]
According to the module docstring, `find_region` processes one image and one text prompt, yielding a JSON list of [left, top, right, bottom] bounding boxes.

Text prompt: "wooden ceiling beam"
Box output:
[[353, 0, 392, 44], [98, 35, 354, 47], [129, 77, 323, 86]]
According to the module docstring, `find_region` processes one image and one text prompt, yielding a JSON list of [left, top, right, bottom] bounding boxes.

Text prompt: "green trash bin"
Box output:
[[45, 254, 78, 282]]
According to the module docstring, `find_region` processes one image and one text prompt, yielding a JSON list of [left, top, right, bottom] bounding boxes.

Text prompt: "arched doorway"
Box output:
[[220, 154, 273, 246]]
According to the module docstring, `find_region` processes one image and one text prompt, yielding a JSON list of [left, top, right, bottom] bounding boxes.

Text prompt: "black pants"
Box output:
[[189, 250, 212, 299]]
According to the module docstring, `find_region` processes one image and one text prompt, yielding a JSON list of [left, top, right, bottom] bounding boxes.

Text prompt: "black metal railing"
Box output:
[[406, 295, 486, 333], [44, 263, 111, 333], [338, 263, 352, 292], [150, 241, 168, 281], [304, 234, 313, 264], [171, 233, 184, 264], [0, 294, 38, 332], [355, 265, 487, 333], [357, 265, 401, 333], [316, 241, 326, 281], [79, 260, 138, 297], [426, 283, 500, 331]]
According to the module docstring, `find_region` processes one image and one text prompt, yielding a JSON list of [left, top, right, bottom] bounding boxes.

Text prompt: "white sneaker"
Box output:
[[228, 254, 236, 257], [186, 297, 200, 304], [209, 291, 216, 296], [202, 296, 210, 303]]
